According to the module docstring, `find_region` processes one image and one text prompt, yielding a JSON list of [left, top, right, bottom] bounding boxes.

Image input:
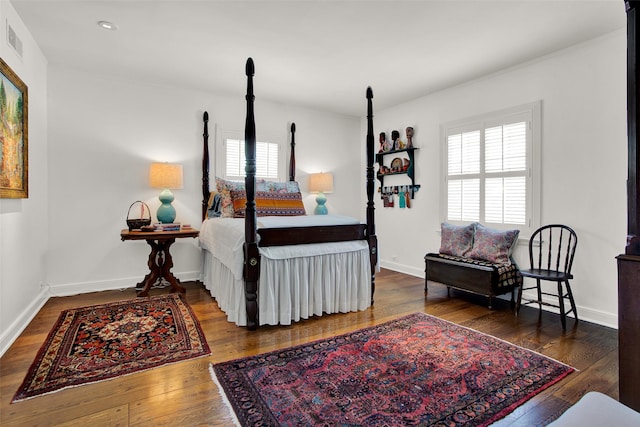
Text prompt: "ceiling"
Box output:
[[11, 0, 626, 117]]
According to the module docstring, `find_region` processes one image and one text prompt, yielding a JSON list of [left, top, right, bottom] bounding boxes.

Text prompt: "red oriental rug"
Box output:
[[12, 294, 210, 402], [211, 313, 574, 426]]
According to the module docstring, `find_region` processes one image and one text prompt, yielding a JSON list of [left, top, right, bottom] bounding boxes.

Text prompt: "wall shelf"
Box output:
[[376, 147, 420, 199]]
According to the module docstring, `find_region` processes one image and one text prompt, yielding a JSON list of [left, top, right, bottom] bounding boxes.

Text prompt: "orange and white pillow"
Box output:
[[215, 177, 303, 218], [230, 190, 306, 217]]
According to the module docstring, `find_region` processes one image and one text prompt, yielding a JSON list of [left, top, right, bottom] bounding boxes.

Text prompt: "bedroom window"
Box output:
[[224, 139, 279, 181], [442, 101, 540, 235]]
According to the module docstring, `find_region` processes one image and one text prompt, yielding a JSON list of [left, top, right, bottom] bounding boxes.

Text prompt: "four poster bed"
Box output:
[[199, 58, 378, 330]]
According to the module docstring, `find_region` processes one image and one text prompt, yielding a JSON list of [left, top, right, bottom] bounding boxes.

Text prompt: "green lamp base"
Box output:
[[314, 192, 328, 215], [157, 188, 177, 223]]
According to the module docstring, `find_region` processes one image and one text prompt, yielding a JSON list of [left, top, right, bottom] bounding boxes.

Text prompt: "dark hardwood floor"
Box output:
[[0, 268, 618, 426]]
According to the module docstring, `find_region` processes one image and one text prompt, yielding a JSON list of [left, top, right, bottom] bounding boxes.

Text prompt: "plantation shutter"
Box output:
[[225, 139, 279, 180], [484, 122, 527, 225], [447, 130, 481, 222], [444, 101, 538, 231]]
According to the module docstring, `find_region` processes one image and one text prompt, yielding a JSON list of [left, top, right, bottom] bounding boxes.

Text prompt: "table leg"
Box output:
[[137, 238, 185, 297], [136, 243, 157, 290], [159, 238, 186, 294], [137, 241, 162, 297]]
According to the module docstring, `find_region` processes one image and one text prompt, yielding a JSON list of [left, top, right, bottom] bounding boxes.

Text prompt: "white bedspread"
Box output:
[[199, 215, 367, 280], [199, 215, 372, 326]]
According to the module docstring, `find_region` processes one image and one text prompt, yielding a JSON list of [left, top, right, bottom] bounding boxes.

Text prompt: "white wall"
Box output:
[[368, 30, 627, 328], [45, 65, 361, 296], [0, 14, 626, 357], [0, 1, 48, 355]]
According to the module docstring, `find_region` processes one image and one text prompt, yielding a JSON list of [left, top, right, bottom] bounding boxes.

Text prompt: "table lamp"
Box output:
[[309, 172, 334, 215], [149, 162, 183, 223]]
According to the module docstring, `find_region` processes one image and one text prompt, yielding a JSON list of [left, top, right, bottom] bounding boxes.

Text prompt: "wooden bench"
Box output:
[[424, 253, 522, 309]]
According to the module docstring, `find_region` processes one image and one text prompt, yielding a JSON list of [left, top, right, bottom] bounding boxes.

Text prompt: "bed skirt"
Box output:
[[201, 247, 372, 326]]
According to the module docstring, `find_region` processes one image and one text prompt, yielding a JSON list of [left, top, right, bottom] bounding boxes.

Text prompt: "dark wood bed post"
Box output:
[[619, 0, 640, 411], [202, 111, 210, 222], [624, 0, 640, 255], [289, 123, 296, 182], [366, 87, 378, 304], [202, 60, 377, 329], [243, 58, 260, 330]]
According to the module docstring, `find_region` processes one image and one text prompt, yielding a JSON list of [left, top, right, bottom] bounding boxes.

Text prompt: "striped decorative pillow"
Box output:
[[215, 178, 303, 218], [231, 190, 306, 217]]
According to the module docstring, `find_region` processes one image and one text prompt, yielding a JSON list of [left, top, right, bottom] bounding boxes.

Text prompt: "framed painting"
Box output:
[[0, 57, 28, 198]]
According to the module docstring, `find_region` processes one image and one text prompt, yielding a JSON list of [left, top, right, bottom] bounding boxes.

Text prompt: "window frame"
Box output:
[[440, 101, 541, 237], [214, 128, 287, 182]]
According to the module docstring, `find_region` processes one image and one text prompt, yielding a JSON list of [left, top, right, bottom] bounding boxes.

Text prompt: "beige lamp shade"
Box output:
[[308, 172, 334, 194], [149, 163, 184, 189]]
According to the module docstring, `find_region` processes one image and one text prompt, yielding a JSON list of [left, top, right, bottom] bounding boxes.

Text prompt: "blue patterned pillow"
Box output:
[[439, 223, 475, 257], [258, 180, 300, 193], [466, 224, 520, 265], [207, 192, 222, 218], [215, 177, 245, 218]]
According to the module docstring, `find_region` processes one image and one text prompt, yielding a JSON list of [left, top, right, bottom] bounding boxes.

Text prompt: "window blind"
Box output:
[[443, 101, 539, 231], [225, 139, 279, 180]]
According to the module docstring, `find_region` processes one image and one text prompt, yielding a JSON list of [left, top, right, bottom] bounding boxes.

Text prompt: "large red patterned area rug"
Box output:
[[211, 313, 574, 426], [13, 294, 210, 402]]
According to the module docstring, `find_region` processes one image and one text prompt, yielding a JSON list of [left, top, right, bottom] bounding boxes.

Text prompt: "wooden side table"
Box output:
[[120, 228, 199, 297]]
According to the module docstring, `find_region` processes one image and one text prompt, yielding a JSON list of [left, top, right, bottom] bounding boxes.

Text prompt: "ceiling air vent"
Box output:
[[6, 21, 23, 58]]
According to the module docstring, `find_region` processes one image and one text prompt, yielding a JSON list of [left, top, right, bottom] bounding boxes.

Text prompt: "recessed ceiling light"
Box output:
[[97, 21, 117, 31]]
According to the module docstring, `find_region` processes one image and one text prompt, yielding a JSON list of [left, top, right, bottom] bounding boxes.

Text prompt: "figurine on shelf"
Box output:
[[391, 130, 405, 150], [406, 126, 414, 148], [403, 158, 410, 171], [379, 132, 391, 153]]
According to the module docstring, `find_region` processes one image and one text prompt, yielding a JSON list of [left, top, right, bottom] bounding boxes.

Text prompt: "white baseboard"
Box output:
[[48, 270, 201, 297], [0, 271, 201, 357], [0, 287, 50, 358], [520, 290, 617, 329], [1, 268, 616, 359], [380, 261, 618, 330], [379, 260, 424, 278]]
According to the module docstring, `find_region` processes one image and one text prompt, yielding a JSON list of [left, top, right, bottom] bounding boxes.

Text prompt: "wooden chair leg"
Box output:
[[565, 280, 578, 321], [536, 279, 543, 311], [558, 281, 567, 330], [515, 284, 523, 314]]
